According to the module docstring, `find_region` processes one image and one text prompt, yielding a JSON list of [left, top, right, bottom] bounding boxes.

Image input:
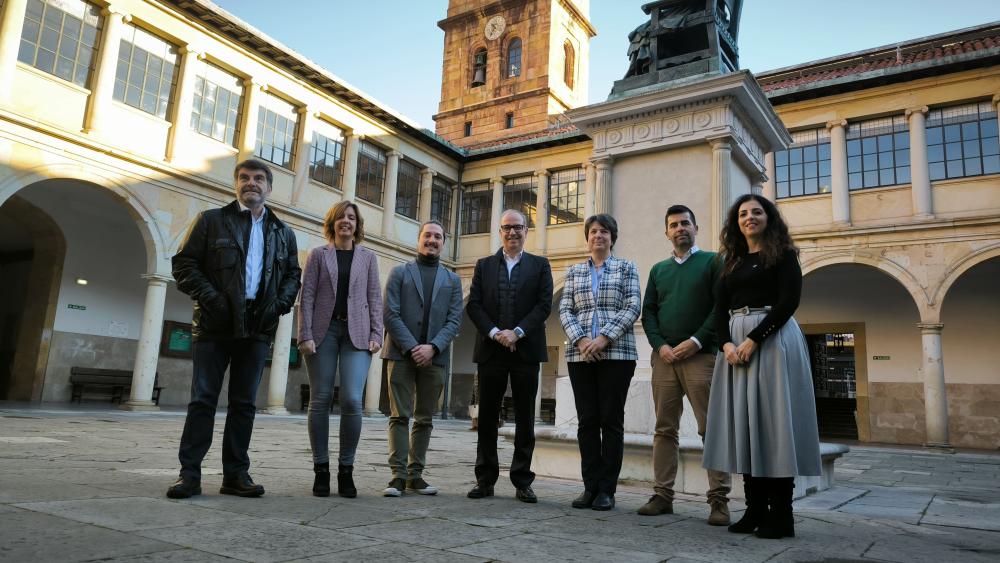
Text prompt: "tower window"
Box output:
[[471, 48, 486, 87], [506, 38, 521, 78], [563, 41, 575, 89], [505, 112, 514, 129], [464, 121, 472, 137]]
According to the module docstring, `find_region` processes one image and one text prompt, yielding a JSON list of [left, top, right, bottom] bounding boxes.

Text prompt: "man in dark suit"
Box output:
[[381, 220, 463, 497], [466, 209, 553, 503], [167, 159, 301, 499]]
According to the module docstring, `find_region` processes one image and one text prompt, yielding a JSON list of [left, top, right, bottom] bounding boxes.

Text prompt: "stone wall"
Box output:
[[869, 382, 1000, 450], [42, 331, 308, 411]]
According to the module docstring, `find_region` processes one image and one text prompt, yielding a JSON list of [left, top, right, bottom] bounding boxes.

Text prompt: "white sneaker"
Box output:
[[383, 478, 405, 497]]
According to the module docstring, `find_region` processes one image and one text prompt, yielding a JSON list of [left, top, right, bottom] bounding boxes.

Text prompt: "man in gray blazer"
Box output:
[[381, 220, 463, 497]]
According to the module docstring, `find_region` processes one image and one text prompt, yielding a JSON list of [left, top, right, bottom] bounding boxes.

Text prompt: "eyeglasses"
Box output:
[[500, 224, 526, 232]]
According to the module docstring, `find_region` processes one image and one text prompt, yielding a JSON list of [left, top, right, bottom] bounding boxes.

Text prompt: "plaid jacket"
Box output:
[[559, 255, 641, 362]]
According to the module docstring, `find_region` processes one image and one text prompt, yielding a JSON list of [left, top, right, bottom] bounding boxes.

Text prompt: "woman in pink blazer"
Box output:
[[298, 200, 383, 498]]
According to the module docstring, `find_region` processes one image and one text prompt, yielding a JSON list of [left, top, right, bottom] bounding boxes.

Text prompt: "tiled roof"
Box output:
[[757, 22, 1000, 97]]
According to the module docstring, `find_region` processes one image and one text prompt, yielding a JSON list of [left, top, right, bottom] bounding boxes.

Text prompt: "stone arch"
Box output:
[[800, 251, 930, 321], [0, 163, 170, 276], [930, 242, 1000, 315]]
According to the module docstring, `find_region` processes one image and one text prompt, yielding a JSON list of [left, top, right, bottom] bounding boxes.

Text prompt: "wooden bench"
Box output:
[[300, 384, 338, 412], [500, 396, 556, 424], [69, 368, 162, 405]]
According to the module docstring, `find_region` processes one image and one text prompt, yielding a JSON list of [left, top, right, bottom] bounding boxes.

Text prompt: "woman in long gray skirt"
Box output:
[[703, 194, 821, 539]]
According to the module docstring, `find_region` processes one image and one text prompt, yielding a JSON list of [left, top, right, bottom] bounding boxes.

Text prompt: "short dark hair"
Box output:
[[418, 220, 446, 239], [584, 213, 619, 248], [233, 158, 273, 186], [665, 204, 696, 227]]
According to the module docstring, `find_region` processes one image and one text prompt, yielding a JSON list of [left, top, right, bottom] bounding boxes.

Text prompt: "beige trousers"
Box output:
[[650, 351, 731, 503]]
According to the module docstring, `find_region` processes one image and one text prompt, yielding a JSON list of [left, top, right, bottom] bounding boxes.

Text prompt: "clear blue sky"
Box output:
[[211, 0, 999, 129]]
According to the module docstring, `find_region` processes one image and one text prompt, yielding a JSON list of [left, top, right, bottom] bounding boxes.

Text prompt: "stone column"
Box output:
[[290, 108, 314, 205], [489, 177, 504, 250], [593, 157, 612, 215], [165, 47, 202, 163], [341, 133, 361, 201], [121, 273, 170, 411], [710, 138, 733, 243], [84, 7, 131, 136], [237, 80, 264, 162], [919, 323, 949, 447], [381, 150, 401, 239], [534, 170, 550, 254], [906, 106, 933, 219], [0, 0, 28, 106], [763, 152, 777, 201], [584, 161, 596, 218], [827, 119, 850, 226], [262, 311, 294, 415], [418, 169, 435, 223], [363, 355, 384, 417]]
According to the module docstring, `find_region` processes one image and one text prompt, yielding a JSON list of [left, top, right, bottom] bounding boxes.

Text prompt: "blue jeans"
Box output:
[[178, 339, 268, 480], [306, 320, 372, 466]]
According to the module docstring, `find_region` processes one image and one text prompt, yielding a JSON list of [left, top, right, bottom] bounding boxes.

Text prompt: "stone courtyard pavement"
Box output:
[[1, 404, 999, 563]]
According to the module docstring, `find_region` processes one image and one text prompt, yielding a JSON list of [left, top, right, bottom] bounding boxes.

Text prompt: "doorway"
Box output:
[[799, 322, 870, 442]]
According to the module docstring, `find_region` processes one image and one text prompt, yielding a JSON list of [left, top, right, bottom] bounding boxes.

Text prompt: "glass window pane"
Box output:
[[774, 151, 787, 166], [863, 154, 877, 170], [926, 127, 943, 145], [819, 176, 831, 193], [894, 131, 909, 148], [777, 182, 789, 198], [776, 167, 787, 182], [803, 145, 817, 162], [18, 40, 35, 64], [879, 169, 895, 185], [963, 140, 980, 158], [848, 156, 861, 173], [789, 180, 803, 196], [863, 170, 878, 187], [895, 148, 910, 166], [877, 135, 893, 152], [946, 160, 963, 178], [804, 177, 818, 194], [962, 121, 980, 140], [896, 166, 910, 184], [964, 158, 982, 176], [927, 144, 944, 162], [944, 124, 961, 143], [35, 48, 55, 72], [878, 151, 893, 169], [981, 119, 998, 138], [861, 137, 876, 154], [818, 143, 831, 160], [22, 19, 41, 42], [846, 139, 860, 156], [789, 164, 802, 180], [929, 162, 946, 180], [945, 142, 963, 160], [849, 173, 862, 189], [54, 55, 73, 80], [983, 155, 1000, 175], [818, 160, 831, 177], [789, 148, 802, 164], [982, 137, 999, 157]]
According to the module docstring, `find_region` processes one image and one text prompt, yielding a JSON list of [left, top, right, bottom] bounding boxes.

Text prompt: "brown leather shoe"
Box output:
[[708, 499, 731, 526], [637, 494, 673, 516], [219, 473, 264, 497]]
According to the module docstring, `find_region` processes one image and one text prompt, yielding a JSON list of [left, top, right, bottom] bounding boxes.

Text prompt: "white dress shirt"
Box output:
[[239, 203, 266, 300]]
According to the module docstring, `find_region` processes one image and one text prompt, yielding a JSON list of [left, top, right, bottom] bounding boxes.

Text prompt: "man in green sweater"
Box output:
[[637, 204, 731, 525]]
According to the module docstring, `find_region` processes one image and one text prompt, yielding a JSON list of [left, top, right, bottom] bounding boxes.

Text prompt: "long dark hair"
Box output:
[[719, 194, 798, 276]]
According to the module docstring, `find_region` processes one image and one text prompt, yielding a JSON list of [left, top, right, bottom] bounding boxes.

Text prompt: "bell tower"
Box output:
[[434, 0, 596, 147]]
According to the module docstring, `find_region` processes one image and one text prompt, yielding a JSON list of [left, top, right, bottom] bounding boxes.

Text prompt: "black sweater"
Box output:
[[714, 249, 801, 345]]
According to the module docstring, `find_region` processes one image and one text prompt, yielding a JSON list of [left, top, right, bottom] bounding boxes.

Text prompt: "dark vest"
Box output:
[[497, 259, 520, 329]]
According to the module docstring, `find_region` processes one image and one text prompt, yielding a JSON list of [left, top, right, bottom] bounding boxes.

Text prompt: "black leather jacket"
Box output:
[[172, 201, 302, 342]]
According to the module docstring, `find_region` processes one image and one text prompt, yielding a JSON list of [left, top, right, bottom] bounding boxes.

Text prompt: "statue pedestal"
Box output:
[[505, 71, 845, 498]]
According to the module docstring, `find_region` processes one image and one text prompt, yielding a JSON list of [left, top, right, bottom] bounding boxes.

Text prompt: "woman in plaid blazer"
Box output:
[[559, 214, 641, 511]]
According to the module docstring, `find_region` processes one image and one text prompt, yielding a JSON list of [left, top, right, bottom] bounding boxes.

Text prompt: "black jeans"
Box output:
[[568, 360, 636, 494], [475, 356, 539, 488], [178, 339, 269, 480]]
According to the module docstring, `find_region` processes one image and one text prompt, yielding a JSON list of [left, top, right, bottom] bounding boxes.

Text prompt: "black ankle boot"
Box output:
[[755, 477, 795, 539], [312, 463, 330, 497], [729, 474, 767, 533], [337, 464, 357, 498]]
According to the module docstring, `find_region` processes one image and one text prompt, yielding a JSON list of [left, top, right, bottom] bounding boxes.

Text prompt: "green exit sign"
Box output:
[[873, 355, 890, 360], [67, 304, 86, 310]]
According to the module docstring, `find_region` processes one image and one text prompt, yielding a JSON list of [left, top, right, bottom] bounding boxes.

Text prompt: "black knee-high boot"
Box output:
[[756, 477, 795, 539], [728, 474, 768, 533]]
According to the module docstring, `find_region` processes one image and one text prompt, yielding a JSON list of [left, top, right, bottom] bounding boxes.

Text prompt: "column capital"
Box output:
[[386, 149, 402, 159], [534, 169, 550, 179], [708, 136, 732, 150], [992, 94, 1000, 108], [420, 168, 436, 179], [296, 105, 311, 116], [905, 106, 929, 118], [102, 5, 132, 22], [591, 156, 612, 170], [490, 176, 504, 185], [141, 273, 173, 285], [825, 119, 848, 130], [917, 322, 944, 334]]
